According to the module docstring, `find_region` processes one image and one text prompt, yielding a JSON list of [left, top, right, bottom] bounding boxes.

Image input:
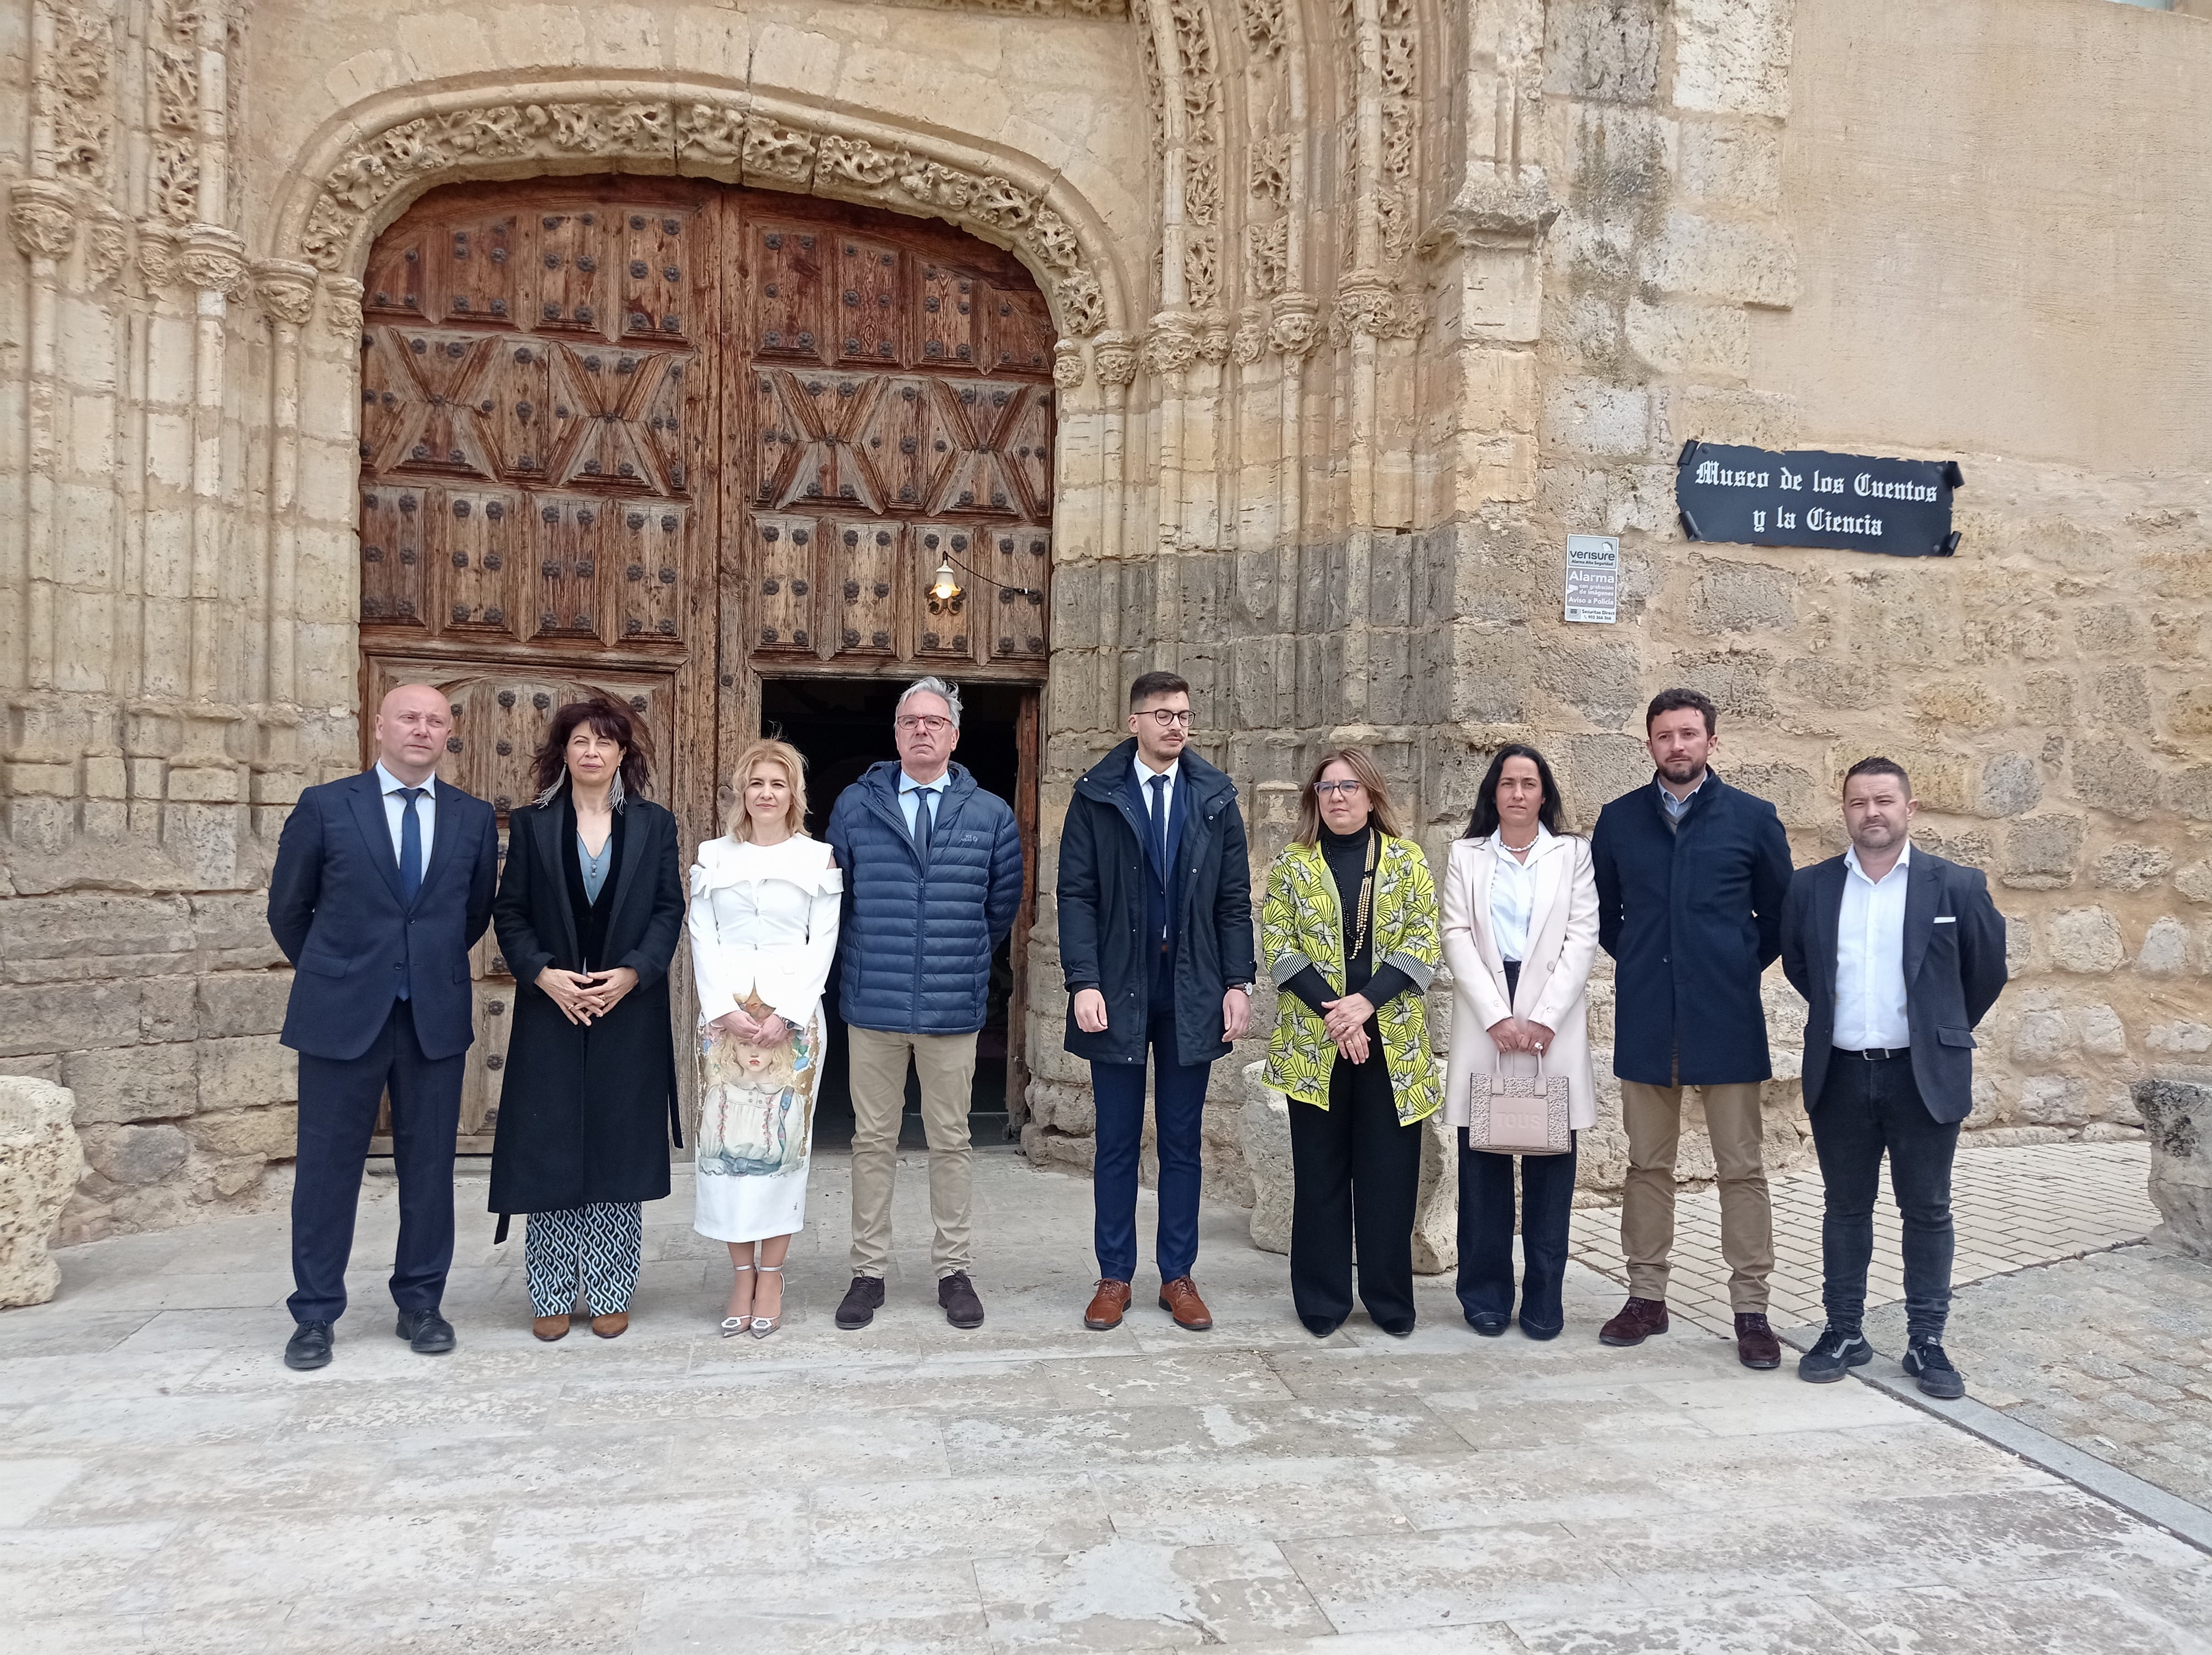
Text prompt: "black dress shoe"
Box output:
[[835, 1274, 886, 1330], [938, 1271, 985, 1330], [1300, 1314, 1344, 1339], [1519, 1319, 1563, 1341], [395, 1308, 456, 1355], [284, 1320, 334, 1371], [1375, 1317, 1416, 1339], [1466, 1311, 1510, 1337]]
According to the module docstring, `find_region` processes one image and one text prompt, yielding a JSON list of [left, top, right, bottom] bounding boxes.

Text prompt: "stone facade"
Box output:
[[1, 0, 2207, 1240]]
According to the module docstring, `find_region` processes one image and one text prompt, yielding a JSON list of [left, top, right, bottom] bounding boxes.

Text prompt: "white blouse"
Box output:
[[686, 834, 843, 1029], [1486, 824, 1556, 964]]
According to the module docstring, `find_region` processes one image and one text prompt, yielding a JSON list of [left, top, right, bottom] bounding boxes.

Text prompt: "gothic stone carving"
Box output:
[[179, 225, 247, 295], [297, 99, 1112, 337], [44, 2, 115, 191], [251, 259, 319, 328], [1052, 340, 1088, 391], [1093, 332, 1139, 389], [7, 180, 79, 262]]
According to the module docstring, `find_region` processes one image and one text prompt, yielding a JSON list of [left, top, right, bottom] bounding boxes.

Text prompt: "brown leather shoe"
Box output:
[[1084, 1279, 1133, 1331], [1157, 1276, 1213, 1331], [1734, 1311, 1781, 1370], [531, 1315, 570, 1342], [589, 1311, 629, 1339], [1599, 1295, 1669, 1346]]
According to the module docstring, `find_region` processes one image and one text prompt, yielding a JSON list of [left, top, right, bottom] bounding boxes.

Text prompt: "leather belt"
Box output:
[[1837, 1045, 1908, 1061]]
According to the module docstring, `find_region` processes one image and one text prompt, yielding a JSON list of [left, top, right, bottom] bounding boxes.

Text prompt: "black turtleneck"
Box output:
[[1282, 823, 1414, 1021]]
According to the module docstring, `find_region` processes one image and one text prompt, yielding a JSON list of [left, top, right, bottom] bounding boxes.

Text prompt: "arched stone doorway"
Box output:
[[354, 175, 1056, 1148]]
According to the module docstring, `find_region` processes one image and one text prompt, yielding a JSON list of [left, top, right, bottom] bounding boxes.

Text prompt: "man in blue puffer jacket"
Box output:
[[825, 676, 1024, 1331]]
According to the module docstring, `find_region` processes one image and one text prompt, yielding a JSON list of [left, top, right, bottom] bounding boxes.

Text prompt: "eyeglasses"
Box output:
[[896, 715, 952, 734], [1313, 779, 1366, 799], [1141, 709, 1195, 728]]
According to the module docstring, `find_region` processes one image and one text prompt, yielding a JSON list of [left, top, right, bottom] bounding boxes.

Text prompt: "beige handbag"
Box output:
[[1467, 1050, 1572, 1156]]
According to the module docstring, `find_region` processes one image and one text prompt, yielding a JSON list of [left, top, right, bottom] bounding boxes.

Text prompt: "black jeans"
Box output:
[[1457, 1132, 1578, 1334], [1286, 1047, 1422, 1331], [1808, 1052, 1960, 1344]]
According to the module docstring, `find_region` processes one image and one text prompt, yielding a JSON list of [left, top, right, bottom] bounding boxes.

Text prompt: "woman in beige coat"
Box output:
[[1442, 745, 1600, 1339]]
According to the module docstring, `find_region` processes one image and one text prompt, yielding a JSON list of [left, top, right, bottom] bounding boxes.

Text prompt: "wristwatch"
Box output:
[[1226, 982, 1252, 994]]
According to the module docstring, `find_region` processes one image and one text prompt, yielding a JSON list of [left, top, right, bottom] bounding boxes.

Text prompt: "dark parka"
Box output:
[[487, 796, 684, 1223], [825, 761, 1024, 1035], [1590, 771, 1794, 1088], [1057, 741, 1258, 1069]]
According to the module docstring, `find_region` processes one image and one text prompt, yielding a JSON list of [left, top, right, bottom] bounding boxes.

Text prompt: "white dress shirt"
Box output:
[[1487, 824, 1553, 963], [1834, 840, 1912, 1050], [373, 762, 436, 883], [896, 768, 950, 836]]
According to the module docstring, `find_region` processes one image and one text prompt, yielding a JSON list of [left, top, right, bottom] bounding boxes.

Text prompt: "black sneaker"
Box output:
[[1796, 1326, 1872, 1384], [835, 1275, 886, 1330], [938, 1271, 985, 1329], [1903, 1340, 1965, 1400]]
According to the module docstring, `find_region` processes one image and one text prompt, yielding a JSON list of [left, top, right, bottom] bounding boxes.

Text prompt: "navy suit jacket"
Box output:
[[268, 769, 499, 1061], [1590, 771, 1794, 1087], [1781, 846, 2008, 1124]]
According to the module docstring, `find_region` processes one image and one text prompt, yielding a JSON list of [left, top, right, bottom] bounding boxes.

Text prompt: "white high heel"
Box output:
[[750, 1264, 785, 1340], [719, 1262, 756, 1338]]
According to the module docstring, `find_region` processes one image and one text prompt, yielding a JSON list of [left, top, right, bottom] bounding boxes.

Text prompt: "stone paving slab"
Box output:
[[2, 1150, 2208, 1653], [1569, 1138, 2161, 1336]]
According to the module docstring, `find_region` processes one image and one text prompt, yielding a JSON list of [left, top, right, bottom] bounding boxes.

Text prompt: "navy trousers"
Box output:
[[1808, 1052, 1960, 1343], [1457, 1132, 1578, 1334], [1091, 1009, 1211, 1284], [288, 998, 465, 1325]]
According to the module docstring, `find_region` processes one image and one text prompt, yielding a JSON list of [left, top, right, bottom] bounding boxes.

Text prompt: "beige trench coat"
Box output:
[[1440, 831, 1601, 1132]]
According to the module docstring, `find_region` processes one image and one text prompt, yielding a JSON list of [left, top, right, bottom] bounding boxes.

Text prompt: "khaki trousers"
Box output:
[[1620, 1065, 1772, 1312], [847, 1026, 977, 1279]]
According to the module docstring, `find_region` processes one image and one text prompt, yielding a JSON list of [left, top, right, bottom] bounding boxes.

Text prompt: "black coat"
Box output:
[[1057, 741, 1256, 1068], [488, 795, 684, 1219], [1590, 771, 1793, 1087], [1781, 847, 2008, 1123]]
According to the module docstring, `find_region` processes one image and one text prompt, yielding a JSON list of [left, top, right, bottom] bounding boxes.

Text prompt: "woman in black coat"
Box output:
[[489, 698, 683, 1341]]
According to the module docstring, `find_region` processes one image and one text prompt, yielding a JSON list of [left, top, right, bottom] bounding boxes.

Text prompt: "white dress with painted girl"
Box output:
[[686, 832, 842, 1241]]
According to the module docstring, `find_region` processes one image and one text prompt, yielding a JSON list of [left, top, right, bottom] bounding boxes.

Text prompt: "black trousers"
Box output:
[[288, 998, 464, 1325], [1457, 1132, 1578, 1334], [1286, 1045, 1423, 1330], [1808, 1052, 1960, 1344]]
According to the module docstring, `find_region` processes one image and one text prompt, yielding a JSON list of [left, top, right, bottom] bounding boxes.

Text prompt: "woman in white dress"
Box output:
[[688, 738, 842, 1337]]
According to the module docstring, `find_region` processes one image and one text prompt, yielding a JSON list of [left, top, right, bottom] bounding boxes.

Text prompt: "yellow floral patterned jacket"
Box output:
[[1259, 833, 1442, 1125]]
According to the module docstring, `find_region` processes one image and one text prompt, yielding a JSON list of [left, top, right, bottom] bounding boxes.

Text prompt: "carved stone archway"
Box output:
[[267, 84, 1131, 351]]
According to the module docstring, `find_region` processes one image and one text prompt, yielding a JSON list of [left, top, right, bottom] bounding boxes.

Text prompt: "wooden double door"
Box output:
[[354, 176, 1057, 1147]]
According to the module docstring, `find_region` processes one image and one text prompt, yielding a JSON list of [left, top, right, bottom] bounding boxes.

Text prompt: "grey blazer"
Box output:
[[1780, 847, 2008, 1124]]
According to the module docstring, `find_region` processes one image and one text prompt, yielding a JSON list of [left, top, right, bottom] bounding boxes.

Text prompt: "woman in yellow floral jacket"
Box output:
[[1260, 747, 1441, 1337]]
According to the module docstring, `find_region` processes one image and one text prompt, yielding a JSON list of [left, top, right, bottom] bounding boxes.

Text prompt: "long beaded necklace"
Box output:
[[1345, 827, 1379, 962]]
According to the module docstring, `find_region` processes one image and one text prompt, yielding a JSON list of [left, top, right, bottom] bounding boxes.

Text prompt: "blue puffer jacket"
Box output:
[[825, 761, 1025, 1035]]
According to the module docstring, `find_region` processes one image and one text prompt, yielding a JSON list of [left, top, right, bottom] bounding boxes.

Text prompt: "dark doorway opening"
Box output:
[[761, 676, 1031, 1149]]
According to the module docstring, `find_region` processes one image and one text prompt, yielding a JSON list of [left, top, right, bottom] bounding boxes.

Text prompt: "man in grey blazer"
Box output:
[[1781, 757, 2007, 1398]]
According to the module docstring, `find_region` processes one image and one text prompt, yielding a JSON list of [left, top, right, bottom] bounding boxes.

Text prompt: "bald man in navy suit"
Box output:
[[267, 684, 499, 1370]]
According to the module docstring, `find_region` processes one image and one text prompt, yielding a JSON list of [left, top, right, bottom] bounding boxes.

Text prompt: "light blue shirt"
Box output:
[[898, 768, 950, 836], [373, 762, 436, 884], [1657, 769, 1709, 823]]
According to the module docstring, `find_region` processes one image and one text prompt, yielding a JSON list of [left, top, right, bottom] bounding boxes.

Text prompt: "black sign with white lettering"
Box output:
[[1676, 441, 1963, 558]]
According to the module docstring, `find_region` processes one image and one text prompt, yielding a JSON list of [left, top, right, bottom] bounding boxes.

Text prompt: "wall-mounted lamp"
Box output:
[[928, 558, 962, 607]]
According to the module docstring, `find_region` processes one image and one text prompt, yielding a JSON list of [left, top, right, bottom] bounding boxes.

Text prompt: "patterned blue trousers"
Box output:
[[524, 1201, 643, 1317]]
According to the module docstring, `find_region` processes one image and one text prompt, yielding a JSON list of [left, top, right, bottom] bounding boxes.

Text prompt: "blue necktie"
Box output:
[[909, 786, 933, 862], [398, 788, 426, 904]]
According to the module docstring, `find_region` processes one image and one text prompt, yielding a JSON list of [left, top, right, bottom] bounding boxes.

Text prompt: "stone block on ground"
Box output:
[[1241, 1064, 1292, 1256], [2132, 1073, 2212, 1262], [0, 1076, 86, 1309]]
